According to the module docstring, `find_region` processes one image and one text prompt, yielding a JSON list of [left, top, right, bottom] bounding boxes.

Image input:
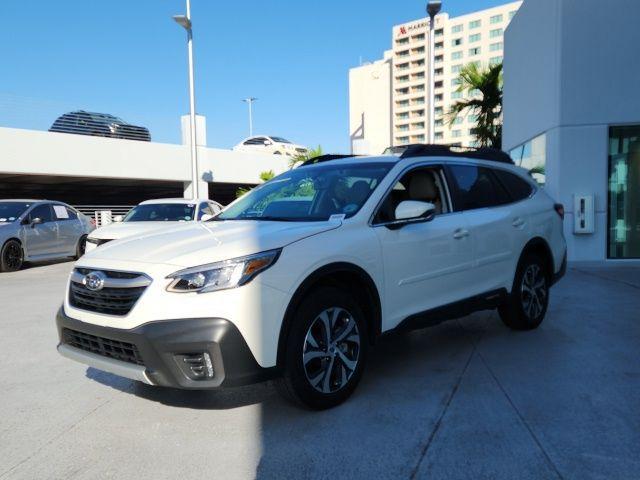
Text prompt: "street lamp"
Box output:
[[427, 0, 442, 144], [173, 0, 199, 199], [242, 97, 258, 136]]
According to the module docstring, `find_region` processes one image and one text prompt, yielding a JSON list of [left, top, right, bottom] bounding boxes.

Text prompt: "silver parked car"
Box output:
[[0, 200, 94, 272]]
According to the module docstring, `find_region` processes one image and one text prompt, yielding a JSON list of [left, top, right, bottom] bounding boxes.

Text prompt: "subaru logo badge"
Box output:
[[83, 271, 106, 292]]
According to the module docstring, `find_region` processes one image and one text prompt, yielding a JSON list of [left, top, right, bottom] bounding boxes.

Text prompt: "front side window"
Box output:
[[448, 164, 511, 211], [374, 167, 449, 224], [0, 202, 32, 223], [217, 163, 394, 222], [124, 203, 196, 222], [29, 204, 53, 223]]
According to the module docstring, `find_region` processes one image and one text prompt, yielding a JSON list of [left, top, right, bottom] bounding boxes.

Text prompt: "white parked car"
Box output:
[[233, 135, 308, 157], [85, 198, 222, 252], [57, 146, 567, 410]]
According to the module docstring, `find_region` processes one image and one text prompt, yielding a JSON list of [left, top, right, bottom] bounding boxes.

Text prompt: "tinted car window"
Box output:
[[0, 202, 31, 222], [493, 169, 534, 202], [448, 164, 511, 211], [30, 204, 53, 223]]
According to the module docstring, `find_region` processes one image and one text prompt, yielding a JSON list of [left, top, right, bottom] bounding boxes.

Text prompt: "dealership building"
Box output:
[[503, 0, 640, 262], [349, 1, 522, 155]]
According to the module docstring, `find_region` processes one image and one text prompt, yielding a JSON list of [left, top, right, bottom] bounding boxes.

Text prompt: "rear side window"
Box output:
[[448, 164, 511, 211], [493, 169, 534, 202]]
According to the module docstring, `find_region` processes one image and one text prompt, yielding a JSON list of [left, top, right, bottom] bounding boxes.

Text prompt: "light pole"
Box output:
[[427, 0, 442, 144], [242, 97, 258, 136], [173, 0, 199, 199]]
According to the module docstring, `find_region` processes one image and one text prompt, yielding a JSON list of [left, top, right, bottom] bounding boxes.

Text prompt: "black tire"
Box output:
[[75, 235, 87, 259], [276, 286, 369, 410], [273, 151, 282, 155], [499, 253, 549, 331], [1, 239, 24, 272]]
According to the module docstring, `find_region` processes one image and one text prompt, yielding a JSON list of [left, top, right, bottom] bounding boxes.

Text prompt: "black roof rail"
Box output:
[[399, 144, 514, 164], [300, 154, 358, 166]]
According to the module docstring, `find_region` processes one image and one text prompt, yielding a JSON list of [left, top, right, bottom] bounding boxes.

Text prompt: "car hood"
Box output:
[[83, 220, 341, 267], [89, 221, 191, 240]]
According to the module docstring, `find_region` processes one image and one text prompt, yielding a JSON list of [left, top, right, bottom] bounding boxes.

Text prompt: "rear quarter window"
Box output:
[[493, 169, 534, 202]]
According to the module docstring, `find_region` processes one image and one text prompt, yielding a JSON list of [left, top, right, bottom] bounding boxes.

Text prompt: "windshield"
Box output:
[[217, 162, 393, 222], [270, 137, 291, 144], [123, 203, 196, 222], [0, 202, 31, 223]]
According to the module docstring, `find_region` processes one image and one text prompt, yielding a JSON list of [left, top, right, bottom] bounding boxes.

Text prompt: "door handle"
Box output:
[[512, 218, 525, 228], [453, 228, 470, 239]]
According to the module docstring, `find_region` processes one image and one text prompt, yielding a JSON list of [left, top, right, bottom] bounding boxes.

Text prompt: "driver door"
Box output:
[[372, 166, 474, 329], [23, 204, 59, 257]]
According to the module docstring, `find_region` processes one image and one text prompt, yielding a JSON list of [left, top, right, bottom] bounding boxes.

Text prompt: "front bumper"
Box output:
[[56, 308, 279, 389]]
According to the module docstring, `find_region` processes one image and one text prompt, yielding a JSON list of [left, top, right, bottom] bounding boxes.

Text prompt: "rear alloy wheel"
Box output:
[[499, 253, 549, 330], [277, 287, 368, 409], [1, 240, 24, 272]]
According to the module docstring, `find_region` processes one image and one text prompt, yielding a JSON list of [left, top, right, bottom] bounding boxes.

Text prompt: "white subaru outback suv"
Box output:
[[56, 145, 567, 409]]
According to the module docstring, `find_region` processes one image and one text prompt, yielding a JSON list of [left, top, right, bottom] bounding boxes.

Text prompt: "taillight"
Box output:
[[554, 203, 565, 220]]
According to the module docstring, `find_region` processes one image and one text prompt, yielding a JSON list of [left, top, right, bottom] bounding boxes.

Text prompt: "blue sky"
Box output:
[[0, 0, 510, 152]]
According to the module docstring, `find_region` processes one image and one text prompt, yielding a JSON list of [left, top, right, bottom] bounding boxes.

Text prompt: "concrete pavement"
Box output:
[[0, 261, 638, 479]]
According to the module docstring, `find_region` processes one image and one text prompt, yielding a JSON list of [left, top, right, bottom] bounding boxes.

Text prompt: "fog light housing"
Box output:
[[177, 352, 214, 380]]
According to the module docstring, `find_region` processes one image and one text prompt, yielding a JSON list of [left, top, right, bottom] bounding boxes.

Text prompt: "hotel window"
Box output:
[[490, 56, 503, 65], [412, 109, 425, 117], [452, 38, 463, 47], [490, 42, 503, 52], [396, 37, 409, 45], [412, 98, 425, 105], [434, 94, 443, 102], [397, 125, 409, 132], [396, 75, 409, 83], [469, 47, 481, 56], [452, 24, 463, 33], [490, 14, 503, 24], [412, 33, 425, 41], [452, 130, 462, 138], [435, 42, 444, 50], [397, 62, 410, 70], [434, 132, 444, 140], [434, 80, 443, 89], [396, 87, 409, 95], [469, 33, 481, 43], [468, 114, 478, 123], [411, 46, 425, 54], [411, 85, 425, 93], [451, 78, 462, 87], [435, 119, 444, 127], [452, 64, 463, 73], [396, 136, 409, 145], [490, 28, 504, 38], [412, 59, 425, 67], [412, 122, 425, 129], [434, 68, 444, 76], [608, 126, 640, 258], [435, 29, 444, 37], [435, 107, 444, 116], [452, 51, 463, 60], [412, 72, 425, 80], [396, 112, 409, 119], [453, 117, 463, 125], [397, 100, 409, 107], [452, 91, 462, 100], [469, 19, 481, 29], [397, 50, 409, 57], [434, 55, 444, 63], [412, 134, 426, 142], [469, 88, 481, 96]]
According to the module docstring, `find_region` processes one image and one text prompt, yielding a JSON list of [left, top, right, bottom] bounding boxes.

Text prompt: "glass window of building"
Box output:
[[452, 64, 463, 73], [490, 42, 504, 52], [452, 51, 463, 60], [509, 133, 547, 185], [469, 47, 481, 56], [434, 132, 444, 140], [452, 91, 462, 99], [608, 126, 640, 258], [490, 56, 503, 65], [469, 33, 481, 43], [452, 38, 463, 47], [490, 28, 504, 38], [452, 24, 463, 33], [452, 130, 462, 138], [490, 14, 503, 24], [469, 19, 481, 29]]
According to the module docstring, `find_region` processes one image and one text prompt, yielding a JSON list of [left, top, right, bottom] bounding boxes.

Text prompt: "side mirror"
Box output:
[[112, 215, 123, 223], [31, 217, 43, 227], [386, 201, 436, 230], [263, 140, 271, 146], [200, 214, 214, 222]]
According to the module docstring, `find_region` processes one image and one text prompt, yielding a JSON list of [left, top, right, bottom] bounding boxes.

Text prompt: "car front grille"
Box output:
[[69, 269, 151, 316], [62, 328, 144, 365]]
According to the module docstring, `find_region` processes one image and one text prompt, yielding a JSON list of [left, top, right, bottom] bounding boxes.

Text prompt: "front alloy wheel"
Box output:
[[303, 307, 361, 394], [277, 286, 368, 409]]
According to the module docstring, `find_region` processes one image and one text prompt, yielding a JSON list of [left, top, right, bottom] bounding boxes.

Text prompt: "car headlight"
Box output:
[[166, 249, 281, 293]]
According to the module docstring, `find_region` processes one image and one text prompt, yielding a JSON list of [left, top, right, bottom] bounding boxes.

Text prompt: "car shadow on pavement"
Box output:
[[84, 311, 494, 413]]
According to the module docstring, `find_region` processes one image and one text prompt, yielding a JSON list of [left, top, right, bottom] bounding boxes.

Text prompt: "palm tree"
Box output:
[[447, 62, 503, 149], [235, 170, 275, 198], [289, 145, 323, 169]]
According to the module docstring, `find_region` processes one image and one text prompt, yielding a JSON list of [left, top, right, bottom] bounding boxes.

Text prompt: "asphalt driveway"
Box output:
[[1, 261, 638, 479]]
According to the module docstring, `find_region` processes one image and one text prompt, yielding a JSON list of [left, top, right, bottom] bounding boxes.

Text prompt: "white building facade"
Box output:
[[349, 1, 522, 155], [503, 0, 640, 262]]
